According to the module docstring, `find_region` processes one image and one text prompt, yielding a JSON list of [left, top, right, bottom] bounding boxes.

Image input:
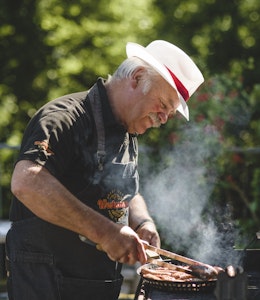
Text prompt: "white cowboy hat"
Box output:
[[126, 40, 204, 121]]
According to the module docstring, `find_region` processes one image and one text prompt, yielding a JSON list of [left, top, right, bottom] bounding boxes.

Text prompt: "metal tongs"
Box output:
[[142, 240, 220, 280]]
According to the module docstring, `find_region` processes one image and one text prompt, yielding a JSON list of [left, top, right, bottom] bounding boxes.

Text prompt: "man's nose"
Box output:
[[158, 112, 168, 124]]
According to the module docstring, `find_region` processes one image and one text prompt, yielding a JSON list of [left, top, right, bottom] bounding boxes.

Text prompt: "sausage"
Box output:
[[141, 265, 195, 282]]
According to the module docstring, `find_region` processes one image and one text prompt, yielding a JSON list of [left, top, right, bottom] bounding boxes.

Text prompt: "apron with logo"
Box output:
[[6, 83, 139, 300]]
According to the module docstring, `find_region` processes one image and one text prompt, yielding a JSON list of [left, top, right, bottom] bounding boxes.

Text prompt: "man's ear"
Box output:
[[130, 67, 145, 89]]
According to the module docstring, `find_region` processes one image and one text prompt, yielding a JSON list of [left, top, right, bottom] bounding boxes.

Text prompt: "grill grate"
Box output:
[[141, 277, 216, 293]]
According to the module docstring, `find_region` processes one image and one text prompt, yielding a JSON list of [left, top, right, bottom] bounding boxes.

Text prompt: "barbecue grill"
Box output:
[[134, 234, 260, 300], [135, 261, 259, 299]]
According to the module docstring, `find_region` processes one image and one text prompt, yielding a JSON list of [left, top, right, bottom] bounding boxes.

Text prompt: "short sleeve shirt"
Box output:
[[10, 79, 139, 221]]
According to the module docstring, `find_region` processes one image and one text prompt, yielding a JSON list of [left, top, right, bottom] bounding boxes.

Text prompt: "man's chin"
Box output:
[[152, 123, 161, 129], [128, 122, 156, 135], [128, 127, 147, 135]]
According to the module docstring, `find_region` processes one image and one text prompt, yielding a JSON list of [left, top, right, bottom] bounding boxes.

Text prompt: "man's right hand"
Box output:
[[98, 225, 147, 265]]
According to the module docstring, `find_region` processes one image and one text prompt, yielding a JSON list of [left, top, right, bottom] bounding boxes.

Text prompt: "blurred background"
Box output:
[[0, 0, 259, 298]]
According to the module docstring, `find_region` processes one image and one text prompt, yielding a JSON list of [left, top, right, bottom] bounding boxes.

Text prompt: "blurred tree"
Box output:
[[35, 0, 161, 99], [154, 0, 260, 88], [0, 0, 52, 144]]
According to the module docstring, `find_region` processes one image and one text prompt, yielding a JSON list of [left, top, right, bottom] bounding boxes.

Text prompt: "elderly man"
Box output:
[[6, 40, 204, 300]]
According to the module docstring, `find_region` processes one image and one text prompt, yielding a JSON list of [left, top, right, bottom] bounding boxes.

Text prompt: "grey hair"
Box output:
[[108, 57, 159, 94]]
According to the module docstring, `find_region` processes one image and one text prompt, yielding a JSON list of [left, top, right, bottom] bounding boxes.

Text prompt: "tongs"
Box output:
[[142, 240, 219, 280]]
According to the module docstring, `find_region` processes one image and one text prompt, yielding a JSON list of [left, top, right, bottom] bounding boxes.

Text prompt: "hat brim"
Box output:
[[126, 42, 189, 121]]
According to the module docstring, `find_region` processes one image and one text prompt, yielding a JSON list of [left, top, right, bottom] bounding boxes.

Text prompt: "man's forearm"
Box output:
[[128, 193, 154, 230], [11, 160, 116, 245]]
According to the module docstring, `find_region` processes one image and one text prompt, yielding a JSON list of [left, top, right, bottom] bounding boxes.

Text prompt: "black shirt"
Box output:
[[10, 78, 139, 221]]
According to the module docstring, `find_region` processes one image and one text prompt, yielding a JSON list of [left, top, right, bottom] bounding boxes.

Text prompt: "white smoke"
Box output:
[[140, 123, 243, 267]]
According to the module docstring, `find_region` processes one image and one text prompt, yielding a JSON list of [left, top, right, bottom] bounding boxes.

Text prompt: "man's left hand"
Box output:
[[136, 221, 160, 248]]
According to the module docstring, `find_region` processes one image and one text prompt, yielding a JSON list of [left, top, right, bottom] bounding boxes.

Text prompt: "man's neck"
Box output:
[[104, 79, 129, 129]]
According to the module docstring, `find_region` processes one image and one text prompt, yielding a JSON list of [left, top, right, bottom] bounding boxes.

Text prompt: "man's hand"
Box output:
[[135, 221, 160, 248], [128, 194, 161, 248], [98, 225, 147, 265]]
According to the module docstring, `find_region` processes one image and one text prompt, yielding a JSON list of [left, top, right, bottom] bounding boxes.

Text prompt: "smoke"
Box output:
[[140, 123, 243, 267]]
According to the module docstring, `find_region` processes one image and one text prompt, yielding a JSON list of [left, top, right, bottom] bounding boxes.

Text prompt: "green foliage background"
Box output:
[[0, 0, 259, 243]]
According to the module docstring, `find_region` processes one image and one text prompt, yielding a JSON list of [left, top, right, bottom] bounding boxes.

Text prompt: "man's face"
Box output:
[[126, 74, 181, 135]]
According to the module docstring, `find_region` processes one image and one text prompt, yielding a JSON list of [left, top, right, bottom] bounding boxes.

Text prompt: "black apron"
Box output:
[[6, 84, 139, 300]]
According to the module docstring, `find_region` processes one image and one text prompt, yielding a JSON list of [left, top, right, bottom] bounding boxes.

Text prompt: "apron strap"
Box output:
[[87, 85, 106, 171]]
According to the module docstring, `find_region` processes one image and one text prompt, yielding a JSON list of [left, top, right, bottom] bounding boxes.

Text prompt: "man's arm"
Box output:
[[129, 193, 160, 247], [11, 160, 147, 265]]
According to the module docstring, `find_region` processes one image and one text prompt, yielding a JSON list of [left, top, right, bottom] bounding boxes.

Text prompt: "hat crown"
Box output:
[[145, 40, 204, 100]]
